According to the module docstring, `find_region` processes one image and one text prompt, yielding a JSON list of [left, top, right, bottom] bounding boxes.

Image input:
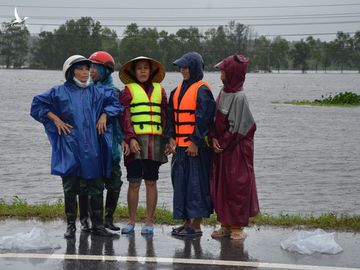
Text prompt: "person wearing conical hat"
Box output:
[[119, 56, 168, 236]]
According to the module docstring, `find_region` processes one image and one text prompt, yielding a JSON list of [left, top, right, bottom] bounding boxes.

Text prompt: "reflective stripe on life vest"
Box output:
[[173, 80, 211, 146], [127, 82, 163, 135]]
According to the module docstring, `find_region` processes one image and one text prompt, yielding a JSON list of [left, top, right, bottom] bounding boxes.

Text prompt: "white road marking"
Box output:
[[0, 253, 359, 270]]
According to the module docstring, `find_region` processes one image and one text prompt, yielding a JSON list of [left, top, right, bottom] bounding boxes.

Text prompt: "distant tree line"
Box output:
[[0, 17, 359, 73]]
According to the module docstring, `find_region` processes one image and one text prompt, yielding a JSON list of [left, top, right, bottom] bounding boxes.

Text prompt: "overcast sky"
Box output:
[[0, 0, 359, 41]]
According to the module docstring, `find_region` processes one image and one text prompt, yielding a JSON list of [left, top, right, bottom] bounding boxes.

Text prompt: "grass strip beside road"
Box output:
[[1, 197, 359, 231]]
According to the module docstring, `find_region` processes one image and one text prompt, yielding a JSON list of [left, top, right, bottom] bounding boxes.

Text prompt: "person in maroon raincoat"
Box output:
[[210, 55, 260, 240]]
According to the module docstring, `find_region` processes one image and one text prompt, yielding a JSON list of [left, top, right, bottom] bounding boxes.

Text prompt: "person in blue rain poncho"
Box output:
[[165, 52, 216, 238], [89, 51, 130, 231], [30, 55, 123, 239]]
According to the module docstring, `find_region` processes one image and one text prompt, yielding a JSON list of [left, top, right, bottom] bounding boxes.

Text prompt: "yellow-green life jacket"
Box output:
[[127, 82, 163, 135]]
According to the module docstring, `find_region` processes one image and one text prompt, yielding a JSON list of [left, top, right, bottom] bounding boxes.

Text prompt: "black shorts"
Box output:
[[126, 159, 161, 182]]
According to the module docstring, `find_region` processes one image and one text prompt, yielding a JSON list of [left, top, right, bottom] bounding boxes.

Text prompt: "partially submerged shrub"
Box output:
[[283, 91, 360, 106], [316, 92, 360, 105]]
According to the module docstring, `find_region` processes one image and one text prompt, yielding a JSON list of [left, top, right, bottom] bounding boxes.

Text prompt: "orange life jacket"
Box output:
[[173, 80, 211, 146]]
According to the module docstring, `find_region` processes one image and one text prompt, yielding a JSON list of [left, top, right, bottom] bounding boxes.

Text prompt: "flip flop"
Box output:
[[141, 225, 154, 236], [121, 224, 135, 234], [211, 227, 231, 238], [171, 225, 185, 236], [230, 230, 247, 240], [176, 226, 203, 238]]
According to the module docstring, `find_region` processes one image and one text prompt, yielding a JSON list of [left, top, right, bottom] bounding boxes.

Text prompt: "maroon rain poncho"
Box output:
[[210, 55, 260, 227]]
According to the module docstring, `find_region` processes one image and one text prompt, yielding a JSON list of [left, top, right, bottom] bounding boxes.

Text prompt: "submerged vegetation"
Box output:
[[276, 91, 360, 106], [1, 197, 359, 231]]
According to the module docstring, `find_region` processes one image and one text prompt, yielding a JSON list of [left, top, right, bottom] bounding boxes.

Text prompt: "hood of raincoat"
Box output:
[[93, 63, 113, 85], [214, 55, 249, 93], [173, 52, 204, 82]]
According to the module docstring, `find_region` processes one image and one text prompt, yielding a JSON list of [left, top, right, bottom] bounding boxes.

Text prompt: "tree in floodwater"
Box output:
[[0, 23, 30, 68], [306, 36, 322, 73], [157, 30, 182, 71], [332, 32, 352, 73], [270, 36, 289, 73], [252, 36, 271, 72], [226, 21, 250, 55], [203, 26, 231, 70], [119, 23, 163, 65], [351, 31, 360, 73], [175, 27, 203, 57], [31, 17, 119, 69], [290, 39, 311, 73]]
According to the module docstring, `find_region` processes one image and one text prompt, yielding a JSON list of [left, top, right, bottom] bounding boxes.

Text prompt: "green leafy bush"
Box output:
[[317, 92, 360, 105], [282, 91, 360, 106]]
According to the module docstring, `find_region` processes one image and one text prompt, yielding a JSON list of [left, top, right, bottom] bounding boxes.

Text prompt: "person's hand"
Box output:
[[122, 141, 130, 156], [96, 113, 107, 134], [165, 138, 177, 155], [54, 118, 73, 135], [212, 138, 223, 154], [130, 139, 141, 154], [185, 142, 198, 157], [47, 112, 72, 135]]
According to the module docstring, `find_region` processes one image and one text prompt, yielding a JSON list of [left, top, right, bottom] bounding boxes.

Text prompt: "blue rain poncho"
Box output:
[[30, 81, 123, 179]]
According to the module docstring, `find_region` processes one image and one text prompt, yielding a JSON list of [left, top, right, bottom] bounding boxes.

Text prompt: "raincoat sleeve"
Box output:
[[119, 86, 137, 144], [165, 89, 176, 140], [189, 85, 216, 147], [102, 87, 123, 118], [30, 88, 55, 123]]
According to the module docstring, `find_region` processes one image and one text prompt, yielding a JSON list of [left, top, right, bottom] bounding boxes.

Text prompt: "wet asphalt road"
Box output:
[[0, 219, 359, 270]]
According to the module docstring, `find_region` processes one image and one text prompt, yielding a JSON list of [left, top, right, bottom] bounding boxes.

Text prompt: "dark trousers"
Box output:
[[104, 159, 123, 192], [62, 176, 104, 197]]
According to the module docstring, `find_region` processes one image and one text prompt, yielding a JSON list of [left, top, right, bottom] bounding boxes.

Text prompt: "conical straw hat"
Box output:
[[119, 56, 165, 84]]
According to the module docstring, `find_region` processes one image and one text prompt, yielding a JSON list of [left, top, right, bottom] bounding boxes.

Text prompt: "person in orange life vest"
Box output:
[[119, 56, 168, 236], [209, 55, 260, 240], [165, 52, 216, 237]]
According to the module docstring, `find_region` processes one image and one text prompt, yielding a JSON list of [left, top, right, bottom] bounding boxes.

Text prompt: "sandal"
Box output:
[[176, 226, 202, 238], [230, 230, 247, 240], [211, 227, 231, 238], [171, 225, 185, 236], [141, 225, 154, 236], [121, 224, 135, 234]]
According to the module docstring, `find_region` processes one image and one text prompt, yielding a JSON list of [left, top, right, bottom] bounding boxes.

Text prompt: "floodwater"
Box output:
[[0, 69, 359, 215]]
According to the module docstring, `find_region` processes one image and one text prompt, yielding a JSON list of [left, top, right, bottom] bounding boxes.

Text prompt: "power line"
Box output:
[[24, 20, 360, 28], [1, 13, 360, 21], [31, 31, 356, 38], [262, 32, 357, 37], [1, 3, 360, 10]]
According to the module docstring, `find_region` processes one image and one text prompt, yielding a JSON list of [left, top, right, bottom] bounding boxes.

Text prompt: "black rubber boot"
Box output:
[[79, 194, 91, 232], [89, 195, 117, 237], [105, 191, 120, 231], [64, 196, 77, 239]]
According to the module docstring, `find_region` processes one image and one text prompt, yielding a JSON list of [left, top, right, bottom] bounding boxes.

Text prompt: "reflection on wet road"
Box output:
[[0, 219, 360, 270]]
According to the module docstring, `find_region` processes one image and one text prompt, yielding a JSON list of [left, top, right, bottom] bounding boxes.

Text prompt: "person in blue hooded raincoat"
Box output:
[[89, 51, 130, 232], [30, 55, 123, 239], [165, 52, 216, 237]]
